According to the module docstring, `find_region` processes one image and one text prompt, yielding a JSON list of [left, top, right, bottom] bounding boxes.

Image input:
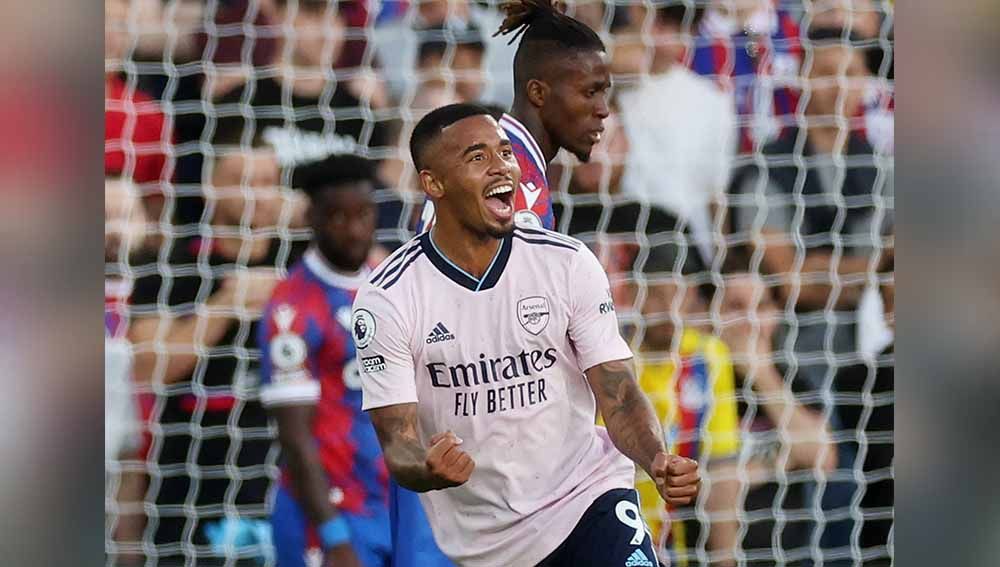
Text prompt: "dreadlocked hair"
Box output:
[[493, 0, 604, 50]]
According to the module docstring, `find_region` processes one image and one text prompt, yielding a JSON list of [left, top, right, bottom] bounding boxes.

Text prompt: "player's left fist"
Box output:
[[651, 453, 700, 507]]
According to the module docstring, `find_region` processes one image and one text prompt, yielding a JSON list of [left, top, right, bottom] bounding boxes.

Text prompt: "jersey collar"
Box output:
[[304, 247, 370, 290], [420, 231, 513, 292]]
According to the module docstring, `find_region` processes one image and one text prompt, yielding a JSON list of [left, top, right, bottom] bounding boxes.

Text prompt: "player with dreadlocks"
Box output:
[[417, 0, 611, 232], [396, 3, 629, 566]]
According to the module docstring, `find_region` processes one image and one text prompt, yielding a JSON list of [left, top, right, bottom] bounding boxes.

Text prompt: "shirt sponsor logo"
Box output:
[[361, 354, 386, 373], [517, 296, 550, 335], [352, 309, 376, 349], [426, 348, 557, 388], [425, 322, 456, 344], [427, 348, 558, 416]]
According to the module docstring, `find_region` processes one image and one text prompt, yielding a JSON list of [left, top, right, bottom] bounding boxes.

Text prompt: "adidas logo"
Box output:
[[425, 322, 456, 344], [625, 548, 654, 567]]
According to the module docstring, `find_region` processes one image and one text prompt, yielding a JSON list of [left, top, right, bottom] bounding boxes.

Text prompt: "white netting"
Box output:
[[105, 0, 893, 565]]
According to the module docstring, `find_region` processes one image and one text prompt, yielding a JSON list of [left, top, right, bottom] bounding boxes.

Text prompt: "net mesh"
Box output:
[[105, 0, 894, 565]]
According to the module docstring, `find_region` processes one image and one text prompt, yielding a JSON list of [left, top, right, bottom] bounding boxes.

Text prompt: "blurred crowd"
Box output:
[[105, 0, 893, 565]]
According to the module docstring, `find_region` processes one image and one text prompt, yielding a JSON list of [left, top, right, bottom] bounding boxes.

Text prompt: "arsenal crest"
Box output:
[[517, 296, 550, 335]]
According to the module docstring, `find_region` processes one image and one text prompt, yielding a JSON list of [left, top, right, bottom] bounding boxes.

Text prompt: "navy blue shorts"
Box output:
[[537, 488, 661, 567]]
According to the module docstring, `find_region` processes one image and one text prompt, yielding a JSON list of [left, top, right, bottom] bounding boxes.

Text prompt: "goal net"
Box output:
[[105, 0, 894, 565]]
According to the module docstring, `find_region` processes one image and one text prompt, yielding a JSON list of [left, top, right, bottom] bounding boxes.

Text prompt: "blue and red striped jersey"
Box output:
[[258, 248, 389, 517], [690, 4, 802, 153]]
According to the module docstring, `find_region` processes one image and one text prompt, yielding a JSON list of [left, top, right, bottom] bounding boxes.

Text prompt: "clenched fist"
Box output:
[[651, 453, 700, 507], [426, 431, 475, 490]]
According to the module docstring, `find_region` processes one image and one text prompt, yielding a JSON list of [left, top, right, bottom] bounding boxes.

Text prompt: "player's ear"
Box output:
[[419, 170, 445, 199], [526, 78, 549, 109]]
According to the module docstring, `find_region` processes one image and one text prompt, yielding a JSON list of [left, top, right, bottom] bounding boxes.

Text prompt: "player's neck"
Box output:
[[509, 100, 558, 164], [429, 223, 502, 280], [313, 244, 363, 276]]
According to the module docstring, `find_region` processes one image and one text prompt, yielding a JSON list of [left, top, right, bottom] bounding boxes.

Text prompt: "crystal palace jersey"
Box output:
[[351, 225, 635, 567], [691, 4, 801, 153], [258, 248, 389, 516], [417, 113, 554, 232]]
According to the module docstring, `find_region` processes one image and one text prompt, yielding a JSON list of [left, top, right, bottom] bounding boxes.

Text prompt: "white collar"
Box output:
[[304, 248, 370, 290]]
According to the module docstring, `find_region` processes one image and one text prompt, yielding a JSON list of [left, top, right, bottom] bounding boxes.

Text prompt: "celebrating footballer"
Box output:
[[351, 104, 700, 567]]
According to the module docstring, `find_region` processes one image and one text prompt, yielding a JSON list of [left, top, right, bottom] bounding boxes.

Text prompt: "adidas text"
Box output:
[[625, 549, 654, 567], [426, 322, 456, 344]]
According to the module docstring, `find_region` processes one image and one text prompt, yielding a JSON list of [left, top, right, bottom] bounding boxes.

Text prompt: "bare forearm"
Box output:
[[283, 444, 337, 525], [760, 233, 870, 310], [370, 405, 440, 492], [750, 363, 835, 471], [799, 253, 870, 309], [705, 464, 740, 567], [382, 438, 441, 493], [130, 291, 235, 383], [588, 359, 666, 477]]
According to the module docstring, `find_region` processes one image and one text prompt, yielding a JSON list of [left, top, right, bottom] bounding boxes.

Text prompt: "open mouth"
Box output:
[[587, 128, 604, 145], [483, 182, 515, 222]]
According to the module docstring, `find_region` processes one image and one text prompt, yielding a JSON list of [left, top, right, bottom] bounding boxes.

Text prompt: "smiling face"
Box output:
[[540, 49, 612, 162], [419, 114, 522, 239]]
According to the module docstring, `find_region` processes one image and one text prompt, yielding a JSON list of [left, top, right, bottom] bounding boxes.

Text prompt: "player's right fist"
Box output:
[[425, 431, 475, 489]]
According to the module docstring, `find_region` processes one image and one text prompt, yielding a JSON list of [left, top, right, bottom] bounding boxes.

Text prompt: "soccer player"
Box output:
[[352, 104, 701, 567], [258, 154, 390, 567], [417, 0, 611, 231], [400, 3, 613, 562]]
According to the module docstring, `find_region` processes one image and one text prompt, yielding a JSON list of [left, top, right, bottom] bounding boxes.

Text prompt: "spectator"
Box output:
[[612, 241, 834, 567], [729, 30, 886, 564], [105, 0, 173, 232], [106, 176, 149, 567], [831, 249, 893, 566], [380, 21, 490, 190], [629, 273, 742, 567], [127, 128, 303, 565], [730, 28, 880, 376], [412, 21, 487, 108], [214, 0, 389, 171], [614, 2, 736, 265], [804, 1, 894, 154], [373, 0, 519, 106], [717, 273, 838, 567], [691, 0, 802, 153]]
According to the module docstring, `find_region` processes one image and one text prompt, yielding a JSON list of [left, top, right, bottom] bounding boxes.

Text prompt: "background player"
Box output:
[[258, 155, 390, 567], [417, 0, 610, 231], [353, 104, 701, 567]]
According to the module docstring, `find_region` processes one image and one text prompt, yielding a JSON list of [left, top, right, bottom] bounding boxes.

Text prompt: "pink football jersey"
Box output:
[[351, 225, 636, 566]]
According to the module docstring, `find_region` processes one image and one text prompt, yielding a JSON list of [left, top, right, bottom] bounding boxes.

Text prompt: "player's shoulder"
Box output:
[[361, 235, 427, 296], [268, 261, 315, 304], [511, 224, 584, 255]]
